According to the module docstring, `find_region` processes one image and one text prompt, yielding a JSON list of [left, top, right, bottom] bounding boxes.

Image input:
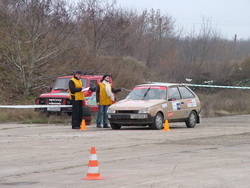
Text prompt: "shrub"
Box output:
[[198, 90, 250, 117], [0, 109, 70, 124]]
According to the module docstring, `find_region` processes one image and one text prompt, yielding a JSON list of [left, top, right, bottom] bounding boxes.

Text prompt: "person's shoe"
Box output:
[[103, 125, 110, 128], [96, 125, 102, 128], [72, 127, 80, 129]]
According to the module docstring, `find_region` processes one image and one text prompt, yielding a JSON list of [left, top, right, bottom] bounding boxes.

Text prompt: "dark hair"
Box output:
[[75, 70, 83, 75], [101, 74, 110, 82]]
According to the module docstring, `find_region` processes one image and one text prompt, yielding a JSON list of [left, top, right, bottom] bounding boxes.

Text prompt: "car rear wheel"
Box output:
[[111, 123, 121, 130], [83, 116, 92, 125], [44, 111, 61, 117], [66, 112, 72, 116], [82, 106, 92, 116], [82, 106, 92, 125], [186, 111, 197, 128], [151, 112, 164, 130]]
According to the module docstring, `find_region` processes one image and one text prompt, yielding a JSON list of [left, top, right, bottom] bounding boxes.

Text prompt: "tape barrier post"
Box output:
[[83, 147, 104, 180], [80, 119, 87, 130], [163, 120, 170, 131]]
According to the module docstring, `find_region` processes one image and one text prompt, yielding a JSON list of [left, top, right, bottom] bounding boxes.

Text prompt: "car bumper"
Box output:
[[34, 106, 72, 113], [107, 113, 154, 125]]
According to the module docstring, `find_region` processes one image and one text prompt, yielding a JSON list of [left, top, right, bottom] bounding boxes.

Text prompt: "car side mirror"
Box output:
[[168, 98, 176, 101]]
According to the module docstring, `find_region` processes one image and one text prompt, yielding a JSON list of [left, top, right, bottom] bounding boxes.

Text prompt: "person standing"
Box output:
[[69, 71, 84, 129], [96, 75, 123, 128]]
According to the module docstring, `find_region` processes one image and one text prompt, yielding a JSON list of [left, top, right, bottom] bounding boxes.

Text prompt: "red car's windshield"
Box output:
[[53, 78, 88, 90]]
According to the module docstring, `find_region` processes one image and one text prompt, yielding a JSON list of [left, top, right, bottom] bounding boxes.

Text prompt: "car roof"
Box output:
[[136, 82, 184, 87]]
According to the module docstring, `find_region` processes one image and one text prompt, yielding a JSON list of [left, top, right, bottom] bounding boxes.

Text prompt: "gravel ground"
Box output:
[[0, 114, 250, 188]]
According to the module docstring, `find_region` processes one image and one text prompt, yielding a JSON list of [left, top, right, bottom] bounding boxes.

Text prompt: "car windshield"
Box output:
[[126, 86, 167, 100], [53, 78, 87, 90]]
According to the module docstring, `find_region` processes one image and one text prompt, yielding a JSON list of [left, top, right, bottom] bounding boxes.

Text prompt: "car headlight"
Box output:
[[39, 98, 46, 104], [107, 108, 116, 113], [138, 108, 150, 113], [66, 99, 72, 105]]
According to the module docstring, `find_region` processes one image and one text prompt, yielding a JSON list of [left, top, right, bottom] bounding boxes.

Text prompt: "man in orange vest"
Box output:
[[69, 71, 84, 129], [96, 75, 123, 128]]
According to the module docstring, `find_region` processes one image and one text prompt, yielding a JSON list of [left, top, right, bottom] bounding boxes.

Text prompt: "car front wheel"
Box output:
[[111, 123, 121, 130], [186, 111, 197, 128], [151, 112, 164, 130]]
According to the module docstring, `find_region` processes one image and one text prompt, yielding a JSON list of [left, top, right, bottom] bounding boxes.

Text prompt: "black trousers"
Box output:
[[71, 99, 83, 128]]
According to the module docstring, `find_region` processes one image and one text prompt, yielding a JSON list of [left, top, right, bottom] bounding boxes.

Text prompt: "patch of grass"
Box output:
[[0, 109, 71, 124], [198, 90, 250, 117]]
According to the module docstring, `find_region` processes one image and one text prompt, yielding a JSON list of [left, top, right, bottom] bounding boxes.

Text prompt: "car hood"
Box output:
[[39, 92, 70, 98], [110, 99, 165, 110]]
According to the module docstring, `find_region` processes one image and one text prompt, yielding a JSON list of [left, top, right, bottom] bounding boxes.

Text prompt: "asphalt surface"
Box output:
[[1, 115, 250, 188]]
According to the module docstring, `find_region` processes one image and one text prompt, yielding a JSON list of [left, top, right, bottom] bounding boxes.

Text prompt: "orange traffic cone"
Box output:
[[83, 147, 104, 180], [163, 120, 170, 131], [80, 119, 87, 130]]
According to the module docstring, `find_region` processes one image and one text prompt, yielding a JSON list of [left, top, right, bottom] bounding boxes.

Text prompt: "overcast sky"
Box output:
[[72, 0, 250, 40]]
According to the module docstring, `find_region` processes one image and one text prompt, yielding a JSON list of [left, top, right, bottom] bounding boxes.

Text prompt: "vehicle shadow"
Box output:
[[109, 124, 188, 130]]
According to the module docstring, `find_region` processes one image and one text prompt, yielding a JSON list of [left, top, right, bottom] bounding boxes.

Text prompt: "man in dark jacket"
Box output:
[[69, 71, 84, 129]]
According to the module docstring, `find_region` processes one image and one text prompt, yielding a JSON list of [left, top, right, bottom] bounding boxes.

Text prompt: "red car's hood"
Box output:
[[39, 92, 70, 98]]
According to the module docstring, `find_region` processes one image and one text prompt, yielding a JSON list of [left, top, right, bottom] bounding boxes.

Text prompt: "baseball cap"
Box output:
[[75, 71, 83, 74]]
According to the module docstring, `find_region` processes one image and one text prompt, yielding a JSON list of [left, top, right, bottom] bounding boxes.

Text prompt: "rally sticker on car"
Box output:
[[85, 92, 97, 106], [134, 86, 166, 90], [85, 96, 97, 106], [172, 102, 181, 110], [187, 99, 197, 107], [192, 100, 197, 107], [168, 111, 174, 118], [162, 103, 167, 108]]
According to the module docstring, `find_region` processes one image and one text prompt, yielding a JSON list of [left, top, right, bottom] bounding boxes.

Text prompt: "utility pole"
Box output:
[[234, 34, 237, 45], [159, 17, 162, 52]]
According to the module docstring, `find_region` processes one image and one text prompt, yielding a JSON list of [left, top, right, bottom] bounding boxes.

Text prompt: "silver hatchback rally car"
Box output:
[[107, 82, 201, 130]]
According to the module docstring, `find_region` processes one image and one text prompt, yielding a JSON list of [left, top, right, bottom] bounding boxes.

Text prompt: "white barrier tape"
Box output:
[[184, 84, 250, 90], [1, 83, 249, 109], [150, 82, 250, 90], [0, 105, 72, 109]]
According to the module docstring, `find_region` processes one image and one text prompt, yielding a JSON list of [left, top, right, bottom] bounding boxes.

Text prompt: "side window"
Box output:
[[168, 87, 181, 100], [159, 89, 167, 99], [179, 86, 195, 99], [89, 80, 97, 92], [80, 78, 87, 88]]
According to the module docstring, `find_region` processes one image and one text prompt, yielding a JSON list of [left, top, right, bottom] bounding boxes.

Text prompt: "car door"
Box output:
[[167, 86, 184, 119], [178, 86, 197, 118]]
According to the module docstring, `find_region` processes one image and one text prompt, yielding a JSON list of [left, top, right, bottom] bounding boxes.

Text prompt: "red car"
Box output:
[[35, 73, 113, 124]]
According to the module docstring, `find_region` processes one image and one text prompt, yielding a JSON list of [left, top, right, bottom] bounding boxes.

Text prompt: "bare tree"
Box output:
[[0, 0, 76, 95], [173, 17, 239, 83], [127, 9, 175, 67], [76, 0, 129, 57]]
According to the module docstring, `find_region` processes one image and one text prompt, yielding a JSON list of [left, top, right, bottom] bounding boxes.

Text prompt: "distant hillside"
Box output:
[[0, 56, 158, 104], [76, 56, 159, 100]]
